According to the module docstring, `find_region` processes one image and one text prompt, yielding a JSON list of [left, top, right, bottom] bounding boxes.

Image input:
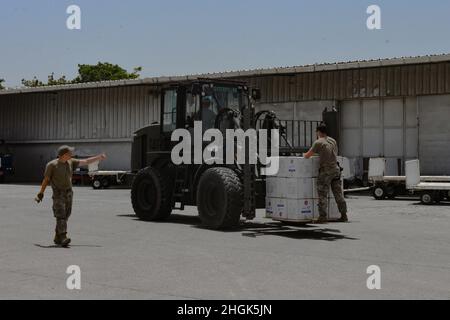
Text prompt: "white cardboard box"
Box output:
[[266, 198, 288, 220], [266, 177, 281, 198], [276, 157, 320, 178], [266, 177, 314, 199], [287, 199, 316, 221], [328, 198, 341, 220], [265, 197, 274, 218]]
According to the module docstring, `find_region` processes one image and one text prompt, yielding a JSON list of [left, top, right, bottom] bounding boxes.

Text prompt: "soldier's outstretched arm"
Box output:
[[77, 153, 107, 167]]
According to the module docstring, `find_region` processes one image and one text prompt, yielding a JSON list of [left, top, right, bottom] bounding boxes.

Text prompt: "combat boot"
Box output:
[[337, 214, 349, 223], [316, 216, 328, 224], [54, 233, 62, 245], [59, 233, 71, 247]]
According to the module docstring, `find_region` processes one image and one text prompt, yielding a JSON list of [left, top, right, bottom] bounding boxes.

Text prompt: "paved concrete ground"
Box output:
[[0, 184, 449, 300]]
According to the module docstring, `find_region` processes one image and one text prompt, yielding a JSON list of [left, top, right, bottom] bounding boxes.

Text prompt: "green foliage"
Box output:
[[21, 62, 143, 88], [0, 78, 5, 90], [21, 77, 45, 88], [47, 73, 70, 86], [73, 62, 142, 83]]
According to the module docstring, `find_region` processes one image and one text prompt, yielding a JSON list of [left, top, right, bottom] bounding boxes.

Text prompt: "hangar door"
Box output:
[[340, 98, 418, 177], [418, 95, 450, 175]]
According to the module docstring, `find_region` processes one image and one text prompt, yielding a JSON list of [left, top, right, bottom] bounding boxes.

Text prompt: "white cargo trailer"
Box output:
[[369, 158, 450, 200], [405, 160, 450, 205]]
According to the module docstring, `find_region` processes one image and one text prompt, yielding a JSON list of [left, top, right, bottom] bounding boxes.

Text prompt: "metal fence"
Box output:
[[257, 119, 321, 152]]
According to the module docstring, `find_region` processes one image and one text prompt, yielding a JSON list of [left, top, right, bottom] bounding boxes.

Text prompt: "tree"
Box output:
[[72, 62, 142, 83], [47, 73, 70, 86], [21, 77, 45, 88], [21, 62, 142, 87], [0, 78, 5, 90]]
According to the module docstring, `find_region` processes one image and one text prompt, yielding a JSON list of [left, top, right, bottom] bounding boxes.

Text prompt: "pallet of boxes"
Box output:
[[266, 156, 344, 223]]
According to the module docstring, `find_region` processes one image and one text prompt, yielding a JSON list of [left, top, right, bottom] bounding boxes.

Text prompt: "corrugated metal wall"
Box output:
[[242, 62, 450, 103], [340, 97, 419, 177], [2, 61, 449, 143], [418, 95, 450, 175], [0, 85, 160, 142]]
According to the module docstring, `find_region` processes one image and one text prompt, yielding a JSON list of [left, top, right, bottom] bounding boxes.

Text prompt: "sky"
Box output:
[[1, 0, 450, 87]]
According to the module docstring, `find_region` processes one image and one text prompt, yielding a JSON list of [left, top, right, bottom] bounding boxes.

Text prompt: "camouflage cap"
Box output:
[[57, 145, 75, 157]]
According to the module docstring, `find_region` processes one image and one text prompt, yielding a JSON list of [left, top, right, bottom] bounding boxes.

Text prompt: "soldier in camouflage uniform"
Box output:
[[304, 125, 348, 224], [35, 146, 107, 247]]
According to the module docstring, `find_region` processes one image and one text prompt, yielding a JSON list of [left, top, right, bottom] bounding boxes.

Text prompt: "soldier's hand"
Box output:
[[35, 193, 44, 204], [99, 153, 107, 161]]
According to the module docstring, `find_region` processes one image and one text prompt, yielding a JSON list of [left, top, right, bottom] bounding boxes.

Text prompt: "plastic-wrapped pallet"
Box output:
[[265, 157, 320, 222]]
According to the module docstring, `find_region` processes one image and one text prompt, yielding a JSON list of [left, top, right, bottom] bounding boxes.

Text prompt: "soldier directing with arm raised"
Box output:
[[303, 125, 348, 224], [35, 146, 107, 247]]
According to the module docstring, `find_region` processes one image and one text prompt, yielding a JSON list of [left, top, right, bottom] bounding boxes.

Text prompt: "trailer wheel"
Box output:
[[434, 192, 443, 204], [197, 167, 243, 229], [385, 184, 397, 199], [131, 167, 172, 221], [373, 185, 386, 200], [420, 192, 434, 205], [92, 179, 102, 190], [101, 178, 110, 189]]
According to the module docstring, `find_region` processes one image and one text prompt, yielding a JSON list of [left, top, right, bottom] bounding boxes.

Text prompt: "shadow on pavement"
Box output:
[[411, 202, 450, 207], [118, 213, 358, 241], [34, 244, 103, 249], [240, 227, 358, 241]]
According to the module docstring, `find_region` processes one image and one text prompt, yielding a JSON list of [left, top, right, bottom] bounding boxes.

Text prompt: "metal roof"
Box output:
[[1, 53, 450, 96]]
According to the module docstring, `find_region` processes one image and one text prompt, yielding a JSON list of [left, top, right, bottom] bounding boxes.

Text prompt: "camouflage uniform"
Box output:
[[317, 166, 347, 218], [52, 189, 74, 236], [44, 158, 80, 239], [311, 137, 347, 219]]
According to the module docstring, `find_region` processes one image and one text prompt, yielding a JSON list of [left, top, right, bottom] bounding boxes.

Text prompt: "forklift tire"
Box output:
[[420, 192, 434, 205], [197, 167, 243, 230], [373, 185, 386, 200], [131, 167, 172, 221], [92, 179, 102, 190]]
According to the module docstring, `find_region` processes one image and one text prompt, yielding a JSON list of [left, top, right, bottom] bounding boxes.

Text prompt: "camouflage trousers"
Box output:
[[52, 189, 73, 235], [317, 167, 347, 218]]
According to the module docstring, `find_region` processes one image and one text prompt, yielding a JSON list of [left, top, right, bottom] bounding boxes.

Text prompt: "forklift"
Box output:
[[129, 79, 337, 229]]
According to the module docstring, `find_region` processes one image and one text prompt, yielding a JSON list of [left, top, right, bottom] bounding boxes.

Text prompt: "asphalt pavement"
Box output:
[[0, 184, 449, 300]]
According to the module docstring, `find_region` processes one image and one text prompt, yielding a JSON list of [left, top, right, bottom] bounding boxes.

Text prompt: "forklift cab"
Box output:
[[160, 81, 253, 135]]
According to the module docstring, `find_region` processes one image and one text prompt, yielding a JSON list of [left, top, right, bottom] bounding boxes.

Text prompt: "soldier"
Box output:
[[35, 146, 107, 247], [304, 125, 348, 224]]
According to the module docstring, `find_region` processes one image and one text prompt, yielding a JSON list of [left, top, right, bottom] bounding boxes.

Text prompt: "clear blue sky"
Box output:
[[1, 0, 450, 87]]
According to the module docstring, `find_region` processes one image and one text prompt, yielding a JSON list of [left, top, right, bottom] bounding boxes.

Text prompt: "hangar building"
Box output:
[[1, 54, 450, 181]]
